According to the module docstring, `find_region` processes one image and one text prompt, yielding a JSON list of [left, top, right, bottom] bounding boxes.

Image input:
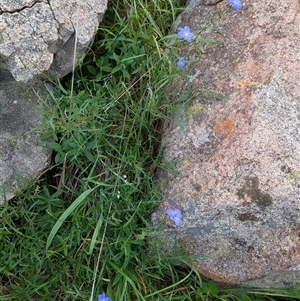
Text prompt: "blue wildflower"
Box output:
[[177, 57, 186, 69], [98, 292, 111, 301], [177, 26, 195, 43], [227, 0, 242, 11], [166, 209, 182, 226]]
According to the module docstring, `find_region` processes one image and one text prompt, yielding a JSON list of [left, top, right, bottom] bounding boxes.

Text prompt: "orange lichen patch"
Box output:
[[183, 159, 192, 169], [214, 118, 234, 138]]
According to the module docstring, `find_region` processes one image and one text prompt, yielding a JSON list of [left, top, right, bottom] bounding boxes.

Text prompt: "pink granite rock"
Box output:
[[152, 0, 300, 288]]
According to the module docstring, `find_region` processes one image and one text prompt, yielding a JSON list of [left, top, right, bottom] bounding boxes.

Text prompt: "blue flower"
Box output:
[[227, 0, 242, 11], [177, 57, 186, 69], [166, 209, 182, 226], [177, 26, 195, 43], [98, 292, 111, 301]]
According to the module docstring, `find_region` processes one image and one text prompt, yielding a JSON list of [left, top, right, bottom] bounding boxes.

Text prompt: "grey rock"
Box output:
[[186, 0, 222, 9], [0, 0, 108, 81], [0, 0, 107, 202], [153, 0, 300, 288], [0, 0, 38, 12], [0, 79, 50, 201]]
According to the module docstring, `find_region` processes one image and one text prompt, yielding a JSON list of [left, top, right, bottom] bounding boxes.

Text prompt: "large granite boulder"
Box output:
[[153, 0, 300, 288], [0, 0, 107, 202]]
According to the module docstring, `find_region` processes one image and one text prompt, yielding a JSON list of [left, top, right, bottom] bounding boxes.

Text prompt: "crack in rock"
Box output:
[[47, 0, 60, 28], [0, 1, 58, 81], [0, 0, 47, 14], [185, 0, 224, 10], [0, 0, 107, 82]]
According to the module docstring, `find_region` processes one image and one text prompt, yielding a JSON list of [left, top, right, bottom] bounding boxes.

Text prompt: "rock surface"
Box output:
[[153, 0, 300, 288], [0, 0, 107, 202], [0, 0, 107, 81]]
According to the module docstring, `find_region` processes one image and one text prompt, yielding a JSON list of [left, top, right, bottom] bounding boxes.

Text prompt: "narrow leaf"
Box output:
[[46, 188, 94, 250], [88, 214, 103, 254]]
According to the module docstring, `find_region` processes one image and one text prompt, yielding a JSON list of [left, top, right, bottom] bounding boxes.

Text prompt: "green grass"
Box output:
[[0, 0, 299, 300]]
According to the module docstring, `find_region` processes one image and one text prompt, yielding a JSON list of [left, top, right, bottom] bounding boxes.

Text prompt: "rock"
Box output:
[[0, 0, 107, 202], [152, 0, 300, 288], [0, 0, 107, 81], [0, 79, 49, 201]]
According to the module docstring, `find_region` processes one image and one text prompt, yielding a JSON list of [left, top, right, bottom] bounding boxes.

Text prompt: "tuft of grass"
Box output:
[[0, 0, 299, 300]]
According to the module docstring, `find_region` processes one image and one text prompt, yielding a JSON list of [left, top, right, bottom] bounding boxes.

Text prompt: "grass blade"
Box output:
[[46, 188, 95, 250], [88, 211, 104, 254]]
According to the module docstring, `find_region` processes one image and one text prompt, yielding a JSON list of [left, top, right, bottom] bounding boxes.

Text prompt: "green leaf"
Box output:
[[88, 214, 103, 254], [46, 188, 95, 250], [201, 280, 219, 296], [101, 65, 113, 72], [48, 142, 62, 152], [87, 64, 97, 76]]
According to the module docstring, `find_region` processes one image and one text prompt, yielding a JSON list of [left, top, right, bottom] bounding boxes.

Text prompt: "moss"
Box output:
[[281, 165, 292, 174], [237, 213, 259, 221], [193, 183, 202, 192], [236, 176, 273, 208], [280, 165, 298, 182]]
